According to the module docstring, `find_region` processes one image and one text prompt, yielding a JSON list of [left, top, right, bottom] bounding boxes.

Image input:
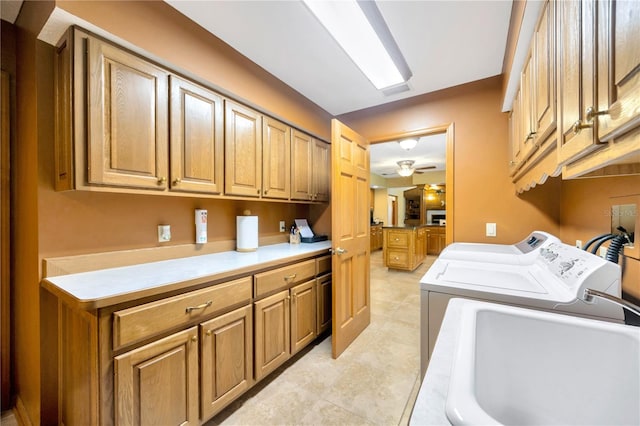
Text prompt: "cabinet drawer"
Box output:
[[316, 255, 331, 276], [387, 250, 409, 268], [113, 276, 252, 349], [254, 259, 316, 298], [387, 231, 410, 248]]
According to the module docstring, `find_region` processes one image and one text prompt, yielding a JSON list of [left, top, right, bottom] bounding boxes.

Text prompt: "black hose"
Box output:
[[591, 234, 617, 255], [606, 235, 627, 264], [583, 233, 612, 252]]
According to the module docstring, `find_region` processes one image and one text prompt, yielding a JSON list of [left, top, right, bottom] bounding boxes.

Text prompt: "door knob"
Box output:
[[331, 247, 347, 255]]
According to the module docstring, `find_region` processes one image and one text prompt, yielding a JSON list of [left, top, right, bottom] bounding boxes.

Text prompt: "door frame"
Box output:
[[369, 123, 454, 245]]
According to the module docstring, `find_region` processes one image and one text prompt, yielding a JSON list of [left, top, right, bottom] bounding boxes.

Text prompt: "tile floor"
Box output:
[[207, 251, 437, 426]]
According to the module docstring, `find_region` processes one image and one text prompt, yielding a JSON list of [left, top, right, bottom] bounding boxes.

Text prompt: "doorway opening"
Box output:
[[369, 123, 454, 246]]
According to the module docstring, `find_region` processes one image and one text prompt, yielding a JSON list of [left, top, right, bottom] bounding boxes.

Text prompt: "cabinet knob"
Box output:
[[264, 189, 268, 195], [572, 120, 592, 135], [173, 177, 181, 185], [205, 330, 213, 337], [257, 189, 261, 195], [157, 176, 167, 184], [191, 336, 198, 343], [585, 106, 608, 122]]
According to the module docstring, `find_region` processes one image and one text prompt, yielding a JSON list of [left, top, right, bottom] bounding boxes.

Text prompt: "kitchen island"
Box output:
[[382, 225, 428, 271]]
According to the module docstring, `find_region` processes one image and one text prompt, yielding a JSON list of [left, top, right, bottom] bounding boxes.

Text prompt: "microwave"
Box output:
[[426, 210, 446, 225]]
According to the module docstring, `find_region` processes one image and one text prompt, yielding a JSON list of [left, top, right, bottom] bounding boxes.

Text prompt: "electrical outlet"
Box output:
[[158, 225, 171, 242], [486, 223, 497, 237], [279, 221, 286, 232], [599, 247, 608, 258], [575, 239, 582, 249]]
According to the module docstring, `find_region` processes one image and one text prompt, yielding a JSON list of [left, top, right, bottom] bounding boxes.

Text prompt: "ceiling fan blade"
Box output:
[[415, 165, 436, 170]]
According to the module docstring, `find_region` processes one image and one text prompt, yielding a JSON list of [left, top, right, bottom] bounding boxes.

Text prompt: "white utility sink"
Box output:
[[446, 301, 640, 425]]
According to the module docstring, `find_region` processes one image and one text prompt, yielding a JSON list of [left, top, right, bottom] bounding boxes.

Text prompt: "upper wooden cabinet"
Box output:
[[563, 1, 640, 178], [557, 0, 597, 166], [312, 139, 331, 202], [225, 101, 263, 197], [291, 130, 330, 202], [510, 0, 558, 182], [262, 117, 291, 200], [169, 76, 224, 194], [54, 27, 331, 203]]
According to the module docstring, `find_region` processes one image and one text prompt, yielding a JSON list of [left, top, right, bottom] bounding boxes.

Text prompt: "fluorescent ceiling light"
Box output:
[[303, 0, 411, 90]]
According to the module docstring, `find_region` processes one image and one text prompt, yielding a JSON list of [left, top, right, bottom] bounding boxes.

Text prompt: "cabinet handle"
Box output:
[[191, 336, 198, 343], [257, 189, 261, 194], [173, 177, 181, 185], [264, 189, 268, 195], [157, 176, 167, 184], [572, 120, 593, 135], [526, 131, 536, 140], [185, 300, 212, 313], [585, 106, 608, 122], [283, 274, 297, 282], [205, 330, 213, 337]]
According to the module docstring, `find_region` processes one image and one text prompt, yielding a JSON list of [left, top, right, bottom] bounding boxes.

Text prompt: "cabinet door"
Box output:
[[595, 1, 640, 143], [200, 305, 253, 421], [532, 0, 556, 143], [169, 76, 224, 194], [557, 0, 597, 165], [291, 129, 313, 201], [254, 290, 290, 381], [291, 280, 317, 355], [87, 36, 169, 189], [520, 52, 536, 161], [312, 139, 330, 202], [114, 327, 198, 426], [262, 117, 291, 199], [316, 273, 332, 335], [510, 90, 523, 171], [225, 101, 262, 197]]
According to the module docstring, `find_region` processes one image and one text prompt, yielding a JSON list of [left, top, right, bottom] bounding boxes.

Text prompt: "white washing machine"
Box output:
[[419, 237, 623, 378], [437, 230, 561, 264]]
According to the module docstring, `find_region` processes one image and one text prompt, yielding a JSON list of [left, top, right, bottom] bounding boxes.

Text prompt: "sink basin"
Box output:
[[445, 301, 640, 425]]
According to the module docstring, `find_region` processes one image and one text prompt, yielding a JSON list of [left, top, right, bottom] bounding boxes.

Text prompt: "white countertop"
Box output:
[[42, 241, 332, 309], [410, 298, 462, 426]]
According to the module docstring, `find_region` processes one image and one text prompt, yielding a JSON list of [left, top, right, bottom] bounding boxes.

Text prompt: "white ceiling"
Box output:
[[370, 134, 446, 178], [165, 0, 513, 116]]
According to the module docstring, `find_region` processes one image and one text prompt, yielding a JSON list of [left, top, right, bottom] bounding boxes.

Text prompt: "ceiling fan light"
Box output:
[[397, 168, 414, 177], [398, 138, 417, 151]]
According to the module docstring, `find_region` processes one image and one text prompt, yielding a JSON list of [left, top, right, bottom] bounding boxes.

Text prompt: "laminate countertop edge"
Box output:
[[42, 241, 332, 310]]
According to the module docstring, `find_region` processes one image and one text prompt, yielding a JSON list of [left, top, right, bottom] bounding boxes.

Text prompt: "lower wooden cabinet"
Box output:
[[52, 253, 331, 425], [316, 273, 332, 335], [254, 290, 291, 381], [383, 227, 427, 271], [426, 226, 446, 255], [370, 224, 383, 251], [291, 280, 317, 355], [114, 327, 200, 426], [200, 305, 253, 421]]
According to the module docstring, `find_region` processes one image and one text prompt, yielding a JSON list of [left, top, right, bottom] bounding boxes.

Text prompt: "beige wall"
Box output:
[[338, 76, 562, 244]]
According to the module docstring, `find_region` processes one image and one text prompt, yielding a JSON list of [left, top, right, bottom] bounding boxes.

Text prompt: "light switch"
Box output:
[[486, 223, 497, 237], [158, 225, 171, 242]]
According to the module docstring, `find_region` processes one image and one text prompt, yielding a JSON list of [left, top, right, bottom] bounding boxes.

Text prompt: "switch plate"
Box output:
[[279, 221, 286, 232], [575, 240, 582, 249], [486, 223, 497, 237], [158, 225, 171, 242]]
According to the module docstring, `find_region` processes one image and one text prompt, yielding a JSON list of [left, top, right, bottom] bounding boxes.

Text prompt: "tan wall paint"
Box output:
[[559, 176, 640, 298], [338, 76, 562, 244]]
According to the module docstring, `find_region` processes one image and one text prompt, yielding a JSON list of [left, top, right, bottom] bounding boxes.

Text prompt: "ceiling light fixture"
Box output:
[[399, 138, 418, 151], [303, 0, 412, 90], [397, 160, 415, 177]]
